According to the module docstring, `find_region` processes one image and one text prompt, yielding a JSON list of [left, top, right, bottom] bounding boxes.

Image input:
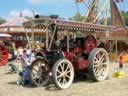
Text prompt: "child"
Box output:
[[119, 55, 123, 69], [17, 66, 32, 86], [20, 49, 27, 71], [17, 49, 31, 86], [30, 50, 35, 62]]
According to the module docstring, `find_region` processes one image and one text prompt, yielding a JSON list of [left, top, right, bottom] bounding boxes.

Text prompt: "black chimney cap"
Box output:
[[34, 14, 40, 18]]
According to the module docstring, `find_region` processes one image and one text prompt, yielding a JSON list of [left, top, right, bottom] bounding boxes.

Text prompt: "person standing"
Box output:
[[119, 55, 123, 69], [26, 47, 31, 63]]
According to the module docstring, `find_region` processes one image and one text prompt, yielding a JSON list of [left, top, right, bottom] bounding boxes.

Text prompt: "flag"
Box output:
[[75, 0, 84, 3]]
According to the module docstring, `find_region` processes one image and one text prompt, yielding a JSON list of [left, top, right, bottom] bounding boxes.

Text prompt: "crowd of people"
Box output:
[[5, 42, 38, 86]]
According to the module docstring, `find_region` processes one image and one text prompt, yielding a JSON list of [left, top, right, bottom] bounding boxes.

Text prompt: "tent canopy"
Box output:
[[0, 33, 12, 38], [0, 13, 27, 27]]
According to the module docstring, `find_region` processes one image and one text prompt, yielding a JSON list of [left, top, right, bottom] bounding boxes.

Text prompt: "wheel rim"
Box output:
[[31, 59, 49, 86], [92, 49, 109, 81], [54, 59, 74, 89]]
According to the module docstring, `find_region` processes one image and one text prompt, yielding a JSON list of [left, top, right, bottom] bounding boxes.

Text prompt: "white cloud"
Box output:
[[22, 9, 34, 17], [9, 10, 19, 17], [7, 9, 39, 20], [28, 0, 72, 5], [28, 0, 44, 5]]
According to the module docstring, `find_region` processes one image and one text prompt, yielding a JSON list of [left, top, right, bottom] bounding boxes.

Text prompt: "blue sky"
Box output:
[[0, 0, 128, 20], [0, 0, 88, 19]]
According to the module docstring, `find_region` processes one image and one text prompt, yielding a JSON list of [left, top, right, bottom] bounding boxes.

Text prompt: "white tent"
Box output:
[[0, 33, 12, 38]]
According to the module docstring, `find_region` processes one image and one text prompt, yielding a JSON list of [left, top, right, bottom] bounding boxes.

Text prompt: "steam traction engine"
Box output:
[[23, 18, 113, 89]]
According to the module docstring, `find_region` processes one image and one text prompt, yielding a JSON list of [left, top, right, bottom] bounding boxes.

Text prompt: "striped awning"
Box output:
[[23, 18, 115, 33], [0, 16, 27, 27]]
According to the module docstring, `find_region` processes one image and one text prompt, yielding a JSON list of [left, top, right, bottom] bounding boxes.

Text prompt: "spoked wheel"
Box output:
[[52, 59, 74, 89], [88, 48, 109, 81], [30, 58, 50, 87]]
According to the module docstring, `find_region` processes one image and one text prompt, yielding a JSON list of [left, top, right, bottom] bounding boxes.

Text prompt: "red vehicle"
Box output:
[[23, 18, 113, 89], [0, 33, 11, 66]]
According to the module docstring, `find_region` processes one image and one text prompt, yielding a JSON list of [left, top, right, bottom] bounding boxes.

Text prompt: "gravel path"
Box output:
[[0, 62, 128, 96]]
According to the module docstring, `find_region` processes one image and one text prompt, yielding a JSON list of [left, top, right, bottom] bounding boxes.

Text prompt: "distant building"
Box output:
[[96, 27, 128, 54], [0, 14, 45, 48]]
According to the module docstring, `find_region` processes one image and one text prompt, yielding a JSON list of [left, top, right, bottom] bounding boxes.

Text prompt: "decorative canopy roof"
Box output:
[[23, 18, 115, 33]]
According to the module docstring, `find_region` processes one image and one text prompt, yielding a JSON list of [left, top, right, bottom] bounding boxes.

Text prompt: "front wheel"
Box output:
[[88, 48, 109, 81], [52, 59, 74, 89]]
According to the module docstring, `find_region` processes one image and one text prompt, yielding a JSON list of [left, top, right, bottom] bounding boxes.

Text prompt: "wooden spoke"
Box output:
[[30, 59, 49, 86], [53, 59, 74, 89], [89, 48, 109, 81]]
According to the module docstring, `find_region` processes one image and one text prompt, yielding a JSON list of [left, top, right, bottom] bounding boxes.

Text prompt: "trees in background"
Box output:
[[24, 16, 32, 20], [0, 17, 6, 25], [69, 12, 87, 22], [122, 11, 128, 26]]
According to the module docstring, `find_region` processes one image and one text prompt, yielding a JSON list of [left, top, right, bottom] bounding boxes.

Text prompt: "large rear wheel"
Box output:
[[30, 58, 50, 87], [88, 48, 109, 81]]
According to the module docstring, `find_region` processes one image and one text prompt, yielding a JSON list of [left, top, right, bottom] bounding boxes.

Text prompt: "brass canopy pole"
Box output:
[[46, 25, 49, 50], [25, 28, 32, 49], [31, 20, 36, 49], [67, 30, 69, 53], [115, 40, 118, 58], [31, 26, 34, 49], [48, 25, 57, 50]]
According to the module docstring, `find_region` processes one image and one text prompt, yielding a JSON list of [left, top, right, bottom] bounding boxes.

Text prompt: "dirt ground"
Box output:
[[0, 62, 128, 96]]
